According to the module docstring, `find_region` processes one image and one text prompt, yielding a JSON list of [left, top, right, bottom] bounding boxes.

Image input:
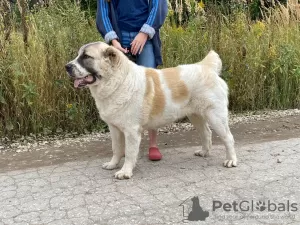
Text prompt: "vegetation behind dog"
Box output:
[[0, 0, 300, 139]]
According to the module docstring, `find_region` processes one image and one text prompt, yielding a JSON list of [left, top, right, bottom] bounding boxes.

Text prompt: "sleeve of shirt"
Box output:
[[96, 0, 118, 43], [140, 0, 168, 39]]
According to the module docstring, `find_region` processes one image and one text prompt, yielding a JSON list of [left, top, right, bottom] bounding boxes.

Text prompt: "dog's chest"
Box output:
[[94, 97, 137, 127], [94, 100, 117, 120], [89, 89, 121, 120]]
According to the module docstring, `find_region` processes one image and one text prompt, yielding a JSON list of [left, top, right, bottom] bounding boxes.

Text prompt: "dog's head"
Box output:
[[65, 42, 126, 88], [191, 196, 200, 204]]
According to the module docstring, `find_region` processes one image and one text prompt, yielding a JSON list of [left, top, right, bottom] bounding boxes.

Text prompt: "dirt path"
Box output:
[[1, 114, 300, 225], [0, 114, 299, 173]]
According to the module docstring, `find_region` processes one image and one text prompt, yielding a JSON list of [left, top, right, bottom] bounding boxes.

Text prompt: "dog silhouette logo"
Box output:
[[180, 196, 209, 222]]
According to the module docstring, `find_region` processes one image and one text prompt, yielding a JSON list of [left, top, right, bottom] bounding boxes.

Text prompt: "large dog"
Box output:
[[66, 42, 237, 179]]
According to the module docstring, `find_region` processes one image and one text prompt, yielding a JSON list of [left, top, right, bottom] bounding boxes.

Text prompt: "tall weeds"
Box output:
[[0, 0, 300, 138], [0, 0, 101, 138]]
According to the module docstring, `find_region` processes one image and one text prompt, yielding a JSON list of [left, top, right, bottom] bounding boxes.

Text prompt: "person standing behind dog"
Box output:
[[96, 0, 168, 161]]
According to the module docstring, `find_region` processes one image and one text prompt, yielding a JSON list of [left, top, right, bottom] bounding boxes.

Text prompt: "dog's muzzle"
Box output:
[[73, 75, 97, 88], [65, 63, 99, 88], [65, 64, 73, 75]]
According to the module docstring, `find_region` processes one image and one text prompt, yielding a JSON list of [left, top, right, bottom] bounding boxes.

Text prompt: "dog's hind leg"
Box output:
[[114, 127, 141, 179], [206, 108, 237, 167], [102, 124, 125, 170], [188, 114, 212, 157]]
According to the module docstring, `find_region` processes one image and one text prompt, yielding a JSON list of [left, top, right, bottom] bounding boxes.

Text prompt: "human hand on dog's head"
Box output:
[[111, 39, 128, 54]]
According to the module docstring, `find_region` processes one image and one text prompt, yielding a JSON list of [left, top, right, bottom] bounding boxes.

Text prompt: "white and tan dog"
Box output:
[[66, 42, 237, 179]]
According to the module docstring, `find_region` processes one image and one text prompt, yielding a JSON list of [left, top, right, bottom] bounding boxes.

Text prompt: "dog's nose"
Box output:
[[65, 63, 73, 74]]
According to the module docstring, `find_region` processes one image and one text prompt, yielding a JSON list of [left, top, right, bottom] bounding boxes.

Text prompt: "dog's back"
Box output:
[[142, 51, 227, 129]]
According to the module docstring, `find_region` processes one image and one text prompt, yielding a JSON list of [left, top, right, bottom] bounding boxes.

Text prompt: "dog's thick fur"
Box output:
[[66, 42, 237, 179]]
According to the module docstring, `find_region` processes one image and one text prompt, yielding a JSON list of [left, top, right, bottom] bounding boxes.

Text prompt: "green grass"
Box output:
[[0, 1, 300, 138]]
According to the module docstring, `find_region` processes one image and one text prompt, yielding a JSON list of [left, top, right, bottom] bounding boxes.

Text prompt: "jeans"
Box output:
[[120, 30, 156, 68]]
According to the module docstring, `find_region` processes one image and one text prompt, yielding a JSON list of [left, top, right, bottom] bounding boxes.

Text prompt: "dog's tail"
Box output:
[[198, 50, 222, 76]]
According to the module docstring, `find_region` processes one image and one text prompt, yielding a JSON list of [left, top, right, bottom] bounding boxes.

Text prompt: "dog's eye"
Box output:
[[82, 54, 92, 60]]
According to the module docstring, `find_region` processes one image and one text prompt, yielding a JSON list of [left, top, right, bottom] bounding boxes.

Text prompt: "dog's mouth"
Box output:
[[73, 75, 97, 88]]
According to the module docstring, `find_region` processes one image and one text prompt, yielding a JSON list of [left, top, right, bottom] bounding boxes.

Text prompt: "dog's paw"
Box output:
[[194, 150, 209, 157], [102, 162, 118, 170], [114, 169, 133, 180], [223, 159, 237, 168]]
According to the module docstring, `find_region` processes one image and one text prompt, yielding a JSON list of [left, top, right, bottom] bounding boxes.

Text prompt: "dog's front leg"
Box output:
[[102, 124, 125, 170], [115, 128, 141, 179]]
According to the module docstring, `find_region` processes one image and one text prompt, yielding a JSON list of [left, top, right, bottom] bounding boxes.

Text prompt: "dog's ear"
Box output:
[[104, 46, 118, 63]]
